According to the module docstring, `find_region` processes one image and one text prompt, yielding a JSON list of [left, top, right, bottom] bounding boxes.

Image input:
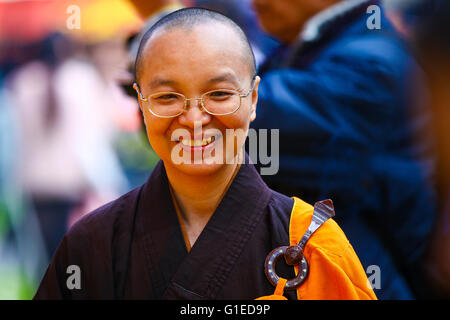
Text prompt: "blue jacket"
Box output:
[[251, 1, 437, 299]]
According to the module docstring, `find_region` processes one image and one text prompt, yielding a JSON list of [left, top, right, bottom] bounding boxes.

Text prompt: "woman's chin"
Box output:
[[173, 161, 225, 176], [165, 151, 241, 177]]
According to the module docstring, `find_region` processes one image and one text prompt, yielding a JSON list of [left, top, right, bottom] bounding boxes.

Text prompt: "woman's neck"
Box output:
[[165, 153, 242, 248], [166, 161, 239, 225]]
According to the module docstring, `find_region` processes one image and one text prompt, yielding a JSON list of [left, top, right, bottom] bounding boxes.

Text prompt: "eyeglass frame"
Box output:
[[133, 75, 257, 118]]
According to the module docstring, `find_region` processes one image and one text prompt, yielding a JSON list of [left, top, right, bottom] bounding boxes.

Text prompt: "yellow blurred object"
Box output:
[[58, 0, 143, 42], [0, 0, 143, 43]]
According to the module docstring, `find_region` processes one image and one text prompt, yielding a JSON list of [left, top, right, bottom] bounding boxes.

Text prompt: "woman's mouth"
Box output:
[[180, 135, 215, 147], [178, 135, 218, 153]]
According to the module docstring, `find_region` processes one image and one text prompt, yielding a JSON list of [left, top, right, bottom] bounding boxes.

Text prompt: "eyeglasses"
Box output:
[[133, 79, 256, 118]]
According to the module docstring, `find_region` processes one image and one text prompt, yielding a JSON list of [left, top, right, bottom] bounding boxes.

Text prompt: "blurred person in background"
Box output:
[[6, 33, 130, 260], [413, 0, 450, 298], [0, 0, 152, 298], [0, 69, 47, 299], [250, 0, 437, 299]]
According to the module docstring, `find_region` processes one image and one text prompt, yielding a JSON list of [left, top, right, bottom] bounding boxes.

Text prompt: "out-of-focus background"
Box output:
[[0, 0, 448, 299]]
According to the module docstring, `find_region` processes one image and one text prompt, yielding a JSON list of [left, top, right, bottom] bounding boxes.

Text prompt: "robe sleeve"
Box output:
[[33, 235, 70, 299], [290, 197, 377, 300], [34, 224, 93, 299], [33, 204, 117, 300]]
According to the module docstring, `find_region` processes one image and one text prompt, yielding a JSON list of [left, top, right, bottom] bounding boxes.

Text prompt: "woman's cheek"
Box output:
[[145, 117, 174, 155]]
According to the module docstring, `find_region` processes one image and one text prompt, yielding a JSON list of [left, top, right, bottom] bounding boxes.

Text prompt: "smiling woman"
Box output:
[[33, 7, 376, 300]]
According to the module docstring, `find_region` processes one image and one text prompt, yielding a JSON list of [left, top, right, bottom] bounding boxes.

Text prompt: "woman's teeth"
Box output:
[[181, 136, 215, 147]]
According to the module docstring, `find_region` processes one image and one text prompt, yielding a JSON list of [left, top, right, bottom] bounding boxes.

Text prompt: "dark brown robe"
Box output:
[[34, 159, 298, 299]]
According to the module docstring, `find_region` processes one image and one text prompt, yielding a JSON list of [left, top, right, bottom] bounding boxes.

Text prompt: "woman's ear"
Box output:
[[249, 75, 260, 123]]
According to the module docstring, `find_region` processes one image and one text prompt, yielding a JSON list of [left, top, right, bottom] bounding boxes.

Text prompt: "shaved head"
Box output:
[[134, 7, 256, 85]]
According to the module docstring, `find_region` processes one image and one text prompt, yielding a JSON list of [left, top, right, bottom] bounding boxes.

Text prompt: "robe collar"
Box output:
[[135, 154, 274, 299]]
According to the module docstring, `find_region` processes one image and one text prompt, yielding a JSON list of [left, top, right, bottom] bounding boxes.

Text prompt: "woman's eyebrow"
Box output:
[[207, 73, 240, 86], [148, 77, 178, 89], [147, 73, 240, 89]]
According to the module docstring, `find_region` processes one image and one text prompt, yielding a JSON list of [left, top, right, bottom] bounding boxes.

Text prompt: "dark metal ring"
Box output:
[[264, 246, 309, 290]]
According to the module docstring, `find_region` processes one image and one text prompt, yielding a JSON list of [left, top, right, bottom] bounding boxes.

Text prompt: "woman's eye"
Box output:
[[208, 91, 233, 98], [155, 94, 178, 100]]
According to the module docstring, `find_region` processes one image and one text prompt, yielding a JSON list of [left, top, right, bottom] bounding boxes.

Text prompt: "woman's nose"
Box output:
[[177, 98, 212, 128]]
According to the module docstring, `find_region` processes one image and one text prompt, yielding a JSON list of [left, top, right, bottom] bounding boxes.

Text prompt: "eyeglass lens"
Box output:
[[148, 90, 241, 117]]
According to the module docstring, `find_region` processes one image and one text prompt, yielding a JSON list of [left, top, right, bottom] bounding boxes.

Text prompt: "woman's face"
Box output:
[[136, 23, 260, 176]]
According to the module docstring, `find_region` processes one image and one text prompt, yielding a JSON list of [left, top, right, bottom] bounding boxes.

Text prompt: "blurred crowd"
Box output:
[[0, 0, 449, 299]]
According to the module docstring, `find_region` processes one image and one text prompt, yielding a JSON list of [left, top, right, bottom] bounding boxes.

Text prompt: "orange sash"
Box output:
[[256, 197, 377, 300]]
